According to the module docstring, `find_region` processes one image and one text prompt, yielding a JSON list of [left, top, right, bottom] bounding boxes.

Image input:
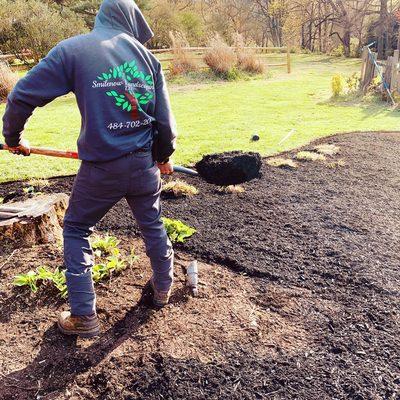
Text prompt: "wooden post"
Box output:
[[360, 47, 369, 84], [287, 47, 291, 74], [391, 50, 399, 92]]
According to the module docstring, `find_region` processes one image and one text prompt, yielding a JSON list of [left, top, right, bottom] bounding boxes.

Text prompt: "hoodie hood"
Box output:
[[94, 0, 154, 44]]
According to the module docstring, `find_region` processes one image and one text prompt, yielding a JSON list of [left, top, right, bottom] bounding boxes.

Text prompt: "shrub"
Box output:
[[163, 179, 199, 197], [0, 0, 87, 64], [0, 62, 18, 101], [346, 73, 361, 93], [168, 31, 198, 76], [233, 33, 266, 74], [331, 74, 344, 97], [162, 217, 196, 243], [204, 34, 237, 78]]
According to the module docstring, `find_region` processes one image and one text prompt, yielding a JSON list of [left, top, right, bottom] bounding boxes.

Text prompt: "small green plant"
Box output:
[[331, 74, 344, 97], [13, 234, 138, 298], [13, 271, 40, 293], [92, 255, 128, 283], [267, 158, 298, 169], [162, 217, 196, 243], [162, 180, 199, 197], [296, 151, 326, 162], [50, 268, 68, 298], [314, 144, 340, 156], [92, 235, 121, 256]]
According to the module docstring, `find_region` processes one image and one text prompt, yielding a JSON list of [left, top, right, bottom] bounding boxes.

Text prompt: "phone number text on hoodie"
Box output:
[[107, 118, 152, 131]]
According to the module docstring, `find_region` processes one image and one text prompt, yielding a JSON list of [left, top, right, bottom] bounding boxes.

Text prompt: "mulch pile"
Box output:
[[195, 151, 262, 185], [0, 132, 399, 399]]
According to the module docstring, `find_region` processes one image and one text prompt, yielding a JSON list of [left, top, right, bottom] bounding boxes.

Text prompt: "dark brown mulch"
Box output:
[[195, 151, 262, 185], [0, 131, 399, 400]]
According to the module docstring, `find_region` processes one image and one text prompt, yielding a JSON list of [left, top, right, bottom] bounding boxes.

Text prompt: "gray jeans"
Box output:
[[63, 150, 174, 316]]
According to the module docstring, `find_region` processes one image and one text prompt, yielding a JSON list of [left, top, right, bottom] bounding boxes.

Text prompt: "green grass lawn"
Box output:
[[1, 54, 399, 183]]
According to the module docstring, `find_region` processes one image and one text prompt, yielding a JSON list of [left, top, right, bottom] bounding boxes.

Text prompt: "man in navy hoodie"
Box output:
[[2, 0, 177, 338]]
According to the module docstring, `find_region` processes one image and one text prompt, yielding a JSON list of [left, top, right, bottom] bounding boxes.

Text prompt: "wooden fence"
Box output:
[[360, 47, 400, 95], [156, 46, 291, 73], [2, 46, 291, 74]]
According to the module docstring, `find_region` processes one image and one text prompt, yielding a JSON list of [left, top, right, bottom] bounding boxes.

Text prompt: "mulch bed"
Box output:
[[0, 131, 399, 399]]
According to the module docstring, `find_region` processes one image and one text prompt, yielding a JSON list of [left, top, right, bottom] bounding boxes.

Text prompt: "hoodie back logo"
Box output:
[[93, 60, 154, 121]]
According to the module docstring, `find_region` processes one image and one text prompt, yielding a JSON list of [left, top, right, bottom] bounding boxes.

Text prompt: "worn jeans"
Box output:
[[63, 150, 174, 316]]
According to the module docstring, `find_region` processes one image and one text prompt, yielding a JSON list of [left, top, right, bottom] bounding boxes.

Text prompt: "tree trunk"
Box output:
[[378, 0, 388, 59]]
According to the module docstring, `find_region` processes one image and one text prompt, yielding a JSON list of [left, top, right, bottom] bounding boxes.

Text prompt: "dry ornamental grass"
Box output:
[[162, 179, 199, 197], [233, 32, 266, 74], [314, 144, 340, 156], [296, 151, 327, 162], [0, 62, 18, 101], [204, 34, 237, 76], [267, 157, 298, 169], [169, 31, 198, 76]]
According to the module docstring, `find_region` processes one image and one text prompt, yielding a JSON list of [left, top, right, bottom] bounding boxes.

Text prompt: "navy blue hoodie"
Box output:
[[2, 0, 177, 162]]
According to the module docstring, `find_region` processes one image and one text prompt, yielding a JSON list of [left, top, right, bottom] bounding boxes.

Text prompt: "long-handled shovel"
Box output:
[[0, 143, 198, 176]]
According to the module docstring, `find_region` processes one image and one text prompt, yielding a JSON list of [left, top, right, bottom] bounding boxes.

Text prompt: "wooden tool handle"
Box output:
[[0, 143, 79, 159]]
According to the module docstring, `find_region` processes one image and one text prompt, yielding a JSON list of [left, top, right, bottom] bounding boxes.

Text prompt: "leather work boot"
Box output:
[[57, 311, 100, 338], [150, 279, 172, 308]]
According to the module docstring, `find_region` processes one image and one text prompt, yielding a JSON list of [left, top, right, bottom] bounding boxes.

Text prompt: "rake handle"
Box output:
[[0, 143, 198, 176]]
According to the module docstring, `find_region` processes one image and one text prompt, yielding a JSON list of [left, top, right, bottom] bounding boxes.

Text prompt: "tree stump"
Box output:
[[0, 194, 69, 246]]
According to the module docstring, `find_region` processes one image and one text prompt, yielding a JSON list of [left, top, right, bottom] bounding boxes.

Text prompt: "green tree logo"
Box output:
[[97, 60, 154, 119]]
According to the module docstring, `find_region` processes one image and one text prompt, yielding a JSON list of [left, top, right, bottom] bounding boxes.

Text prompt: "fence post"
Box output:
[[287, 47, 291, 74], [391, 50, 399, 92], [360, 47, 368, 84]]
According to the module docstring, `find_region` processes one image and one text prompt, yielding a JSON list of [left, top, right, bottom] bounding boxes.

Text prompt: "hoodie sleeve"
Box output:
[[152, 63, 177, 163], [2, 46, 72, 147]]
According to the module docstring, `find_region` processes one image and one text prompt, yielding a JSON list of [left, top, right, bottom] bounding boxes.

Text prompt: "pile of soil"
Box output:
[[0, 132, 399, 399], [195, 151, 262, 185]]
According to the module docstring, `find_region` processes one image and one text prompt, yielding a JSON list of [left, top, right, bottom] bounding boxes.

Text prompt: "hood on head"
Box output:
[[95, 0, 154, 44]]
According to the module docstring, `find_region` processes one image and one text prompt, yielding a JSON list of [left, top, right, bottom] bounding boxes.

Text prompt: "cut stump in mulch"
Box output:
[[0, 193, 68, 246]]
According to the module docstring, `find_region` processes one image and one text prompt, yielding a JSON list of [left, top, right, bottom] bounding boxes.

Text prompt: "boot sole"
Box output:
[[57, 321, 100, 338]]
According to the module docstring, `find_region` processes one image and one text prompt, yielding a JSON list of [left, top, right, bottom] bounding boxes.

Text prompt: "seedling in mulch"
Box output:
[[0, 197, 4, 204], [162, 180, 199, 198], [13, 234, 138, 297], [13, 270, 40, 293], [162, 217, 196, 243], [218, 185, 245, 194], [22, 186, 43, 196], [92, 234, 121, 256], [314, 144, 340, 156], [267, 158, 298, 169], [296, 151, 326, 162]]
